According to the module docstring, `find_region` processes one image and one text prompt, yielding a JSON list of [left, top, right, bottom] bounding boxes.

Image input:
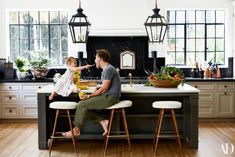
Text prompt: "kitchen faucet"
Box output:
[[128, 73, 132, 87]]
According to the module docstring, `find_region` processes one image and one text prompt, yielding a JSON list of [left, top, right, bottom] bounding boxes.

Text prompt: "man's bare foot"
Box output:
[[100, 119, 109, 136], [62, 127, 80, 137]]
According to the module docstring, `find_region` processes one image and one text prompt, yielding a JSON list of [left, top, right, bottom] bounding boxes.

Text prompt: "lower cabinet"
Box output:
[[0, 82, 52, 119], [187, 81, 235, 118]]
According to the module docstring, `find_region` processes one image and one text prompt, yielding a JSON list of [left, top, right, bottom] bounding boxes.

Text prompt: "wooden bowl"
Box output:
[[150, 79, 183, 88]]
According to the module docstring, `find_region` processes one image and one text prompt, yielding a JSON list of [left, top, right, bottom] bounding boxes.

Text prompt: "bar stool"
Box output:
[[104, 100, 132, 155], [152, 101, 182, 155], [49, 101, 78, 156]]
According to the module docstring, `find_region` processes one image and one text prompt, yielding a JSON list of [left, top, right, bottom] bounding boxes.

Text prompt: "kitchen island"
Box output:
[[37, 83, 199, 149]]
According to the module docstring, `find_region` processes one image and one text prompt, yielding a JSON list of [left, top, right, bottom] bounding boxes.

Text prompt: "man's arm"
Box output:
[[88, 80, 111, 98]]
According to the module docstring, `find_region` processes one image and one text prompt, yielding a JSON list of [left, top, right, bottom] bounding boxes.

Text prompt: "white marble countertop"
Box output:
[[38, 83, 199, 94]]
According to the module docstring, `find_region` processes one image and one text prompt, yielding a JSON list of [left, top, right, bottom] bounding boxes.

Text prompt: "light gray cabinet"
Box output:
[[0, 82, 52, 119], [187, 81, 235, 118]]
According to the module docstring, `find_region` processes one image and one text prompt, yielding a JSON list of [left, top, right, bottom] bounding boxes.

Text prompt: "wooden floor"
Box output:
[[0, 121, 235, 157]]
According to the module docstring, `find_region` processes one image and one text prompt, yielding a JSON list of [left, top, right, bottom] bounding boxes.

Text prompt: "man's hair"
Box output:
[[96, 49, 111, 62]]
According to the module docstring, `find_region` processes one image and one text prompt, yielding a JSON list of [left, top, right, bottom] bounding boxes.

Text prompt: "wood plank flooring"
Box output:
[[0, 121, 235, 157]]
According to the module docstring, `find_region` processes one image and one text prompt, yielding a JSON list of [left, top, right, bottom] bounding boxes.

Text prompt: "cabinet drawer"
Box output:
[[1, 84, 19, 91], [21, 106, 37, 118], [21, 93, 37, 104], [188, 83, 215, 90], [1, 93, 20, 103], [1, 105, 20, 117], [199, 105, 214, 117], [216, 83, 235, 90], [21, 83, 50, 91], [199, 91, 215, 102]]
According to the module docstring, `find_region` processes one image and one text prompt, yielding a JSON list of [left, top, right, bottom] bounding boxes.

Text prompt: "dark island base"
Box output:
[[38, 92, 198, 149]]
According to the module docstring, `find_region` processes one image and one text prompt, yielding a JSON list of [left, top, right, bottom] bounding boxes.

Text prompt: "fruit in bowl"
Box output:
[[147, 66, 184, 88]]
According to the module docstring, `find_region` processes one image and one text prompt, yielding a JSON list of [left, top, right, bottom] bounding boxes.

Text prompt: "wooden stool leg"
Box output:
[[153, 110, 162, 144], [49, 109, 59, 156], [170, 109, 182, 151], [121, 108, 131, 152], [104, 109, 114, 155], [67, 110, 78, 156], [154, 109, 164, 156]]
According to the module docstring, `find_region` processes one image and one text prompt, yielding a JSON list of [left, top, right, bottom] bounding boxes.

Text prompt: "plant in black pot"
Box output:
[[28, 50, 50, 79]]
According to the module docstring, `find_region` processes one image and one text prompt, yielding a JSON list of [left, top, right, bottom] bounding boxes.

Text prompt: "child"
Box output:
[[49, 56, 93, 100]]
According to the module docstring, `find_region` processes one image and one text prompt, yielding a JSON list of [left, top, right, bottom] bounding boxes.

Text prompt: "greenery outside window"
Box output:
[[9, 10, 68, 66], [166, 10, 225, 66]]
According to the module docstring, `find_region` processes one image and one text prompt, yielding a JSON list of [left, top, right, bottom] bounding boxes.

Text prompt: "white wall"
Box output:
[[0, 0, 234, 68]]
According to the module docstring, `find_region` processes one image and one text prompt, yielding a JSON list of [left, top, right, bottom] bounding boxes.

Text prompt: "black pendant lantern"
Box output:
[[144, 0, 168, 43], [69, 0, 91, 43]]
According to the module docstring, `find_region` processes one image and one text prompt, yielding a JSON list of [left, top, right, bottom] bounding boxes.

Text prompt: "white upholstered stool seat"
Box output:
[[48, 101, 78, 156], [49, 101, 77, 109], [152, 101, 182, 109], [104, 100, 132, 155], [107, 100, 132, 109], [152, 100, 182, 156]]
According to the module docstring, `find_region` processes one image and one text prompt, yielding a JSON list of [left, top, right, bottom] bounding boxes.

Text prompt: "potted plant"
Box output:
[[28, 50, 50, 79], [15, 57, 29, 79]]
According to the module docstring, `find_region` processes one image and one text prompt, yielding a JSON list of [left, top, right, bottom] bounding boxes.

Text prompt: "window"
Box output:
[[166, 10, 225, 66], [9, 11, 68, 65]]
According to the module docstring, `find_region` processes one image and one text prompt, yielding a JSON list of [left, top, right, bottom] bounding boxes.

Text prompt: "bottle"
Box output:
[[216, 67, 221, 78], [204, 68, 211, 78]]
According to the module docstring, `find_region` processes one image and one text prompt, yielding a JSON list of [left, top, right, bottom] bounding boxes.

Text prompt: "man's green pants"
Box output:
[[73, 95, 119, 128]]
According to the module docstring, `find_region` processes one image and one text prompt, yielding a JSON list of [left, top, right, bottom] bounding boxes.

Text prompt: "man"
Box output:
[[62, 49, 121, 137]]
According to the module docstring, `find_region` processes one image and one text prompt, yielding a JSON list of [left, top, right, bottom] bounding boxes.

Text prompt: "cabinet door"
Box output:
[[216, 91, 235, 117]]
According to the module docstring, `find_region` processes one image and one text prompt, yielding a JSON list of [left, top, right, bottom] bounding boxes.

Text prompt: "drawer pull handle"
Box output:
[[9, 109, 12, 113], [195, 85, 198, 88], [38, 86, 41, 89], [9, 86, 12, 89], [224, 85, 227, 88], [224, 92, 227, 95], [9, 96, 12, 100]]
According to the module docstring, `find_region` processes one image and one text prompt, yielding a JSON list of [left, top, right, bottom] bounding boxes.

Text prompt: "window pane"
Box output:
[[50, 11, 59, 24], [186, 10, 195, 23], [216, 11, 224, 23], [167, 11, 175, 23], [19, 39, 29, 52], [207, 52, 215, 62], [206, 10, 215, 23], [9, 12, 18, 24], [51, 52, 60, 65], [19, 11, 29, 24], [216, 52, 224, 64], [40, 11, 48, 24], [29, 11, 39, 24], [61, 25, 68, 38], [20, 26, 29, 39], [176, 52, 184, 64], [186, 24, 195, 38], [167, 25, 175, 38], [207, 25, 215, 37], [167, 38, 176, 51], [196, 25, 205, 38], [50, 25, 60, 38], [187, 39, 195, 51], [61, 39, 68, 52], [30, 25, 40, 39], [10, 39, 19, 53], [10, 26, 19, 39], [40, 25, 49, 39], [176, 25, 184, 38], [41, 39, 49, 50], [51, 39, 60, 52], [176, 39, 184, 51], [196, 11, 205, 23], [196, 52, 205, 63], [187, 52, 195, 65], [216, 25, 224, 38], [176, 11, 185, 23], [30, 39, 40, 51], [196, 39, 204, 51], [207, 39, 215, 51], [60, 11, 68, 23], [166, 52, 176, 64], [216, 39, 224, 51]]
